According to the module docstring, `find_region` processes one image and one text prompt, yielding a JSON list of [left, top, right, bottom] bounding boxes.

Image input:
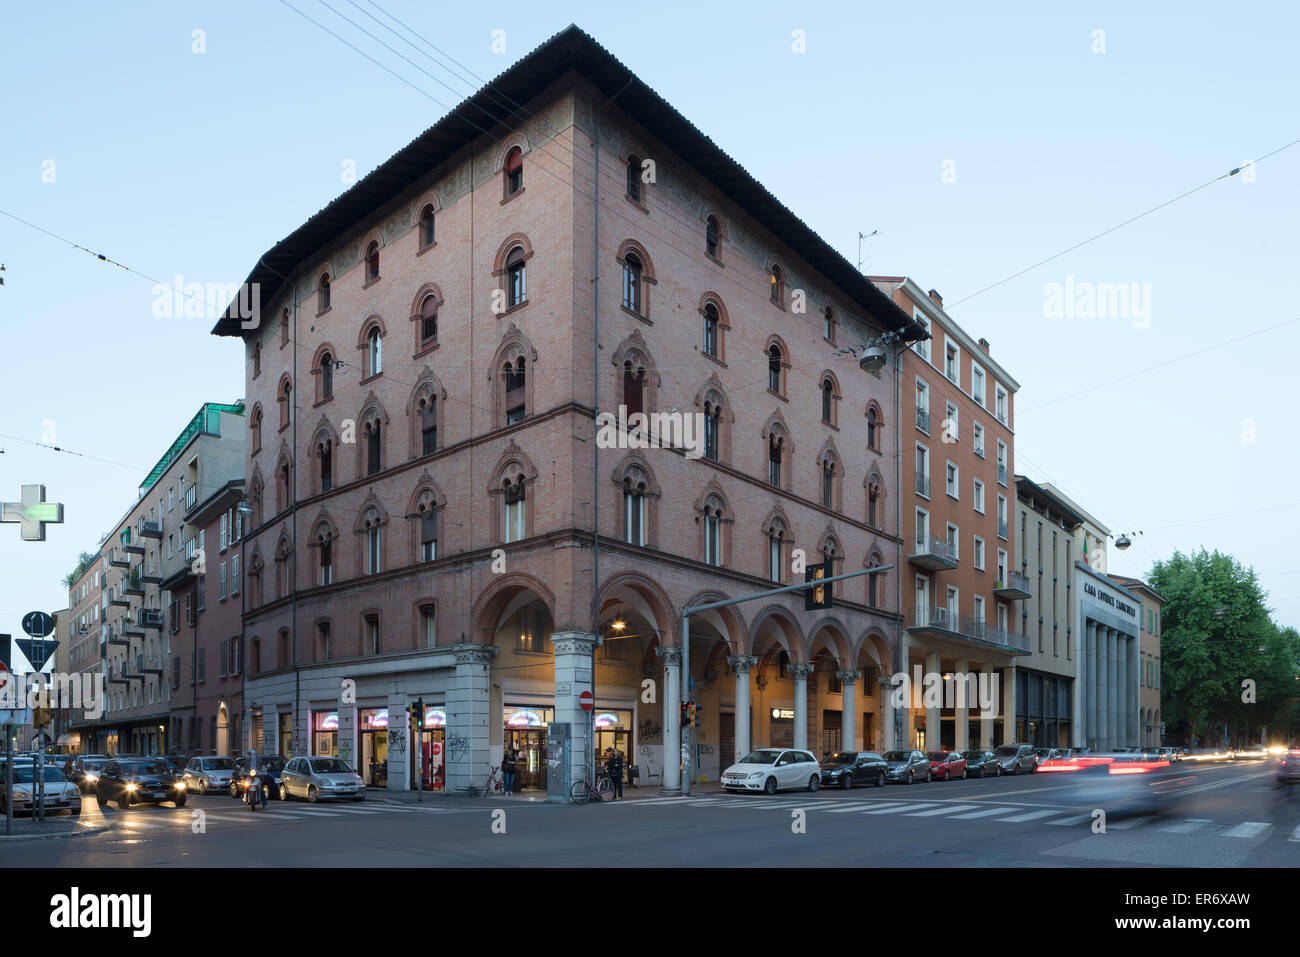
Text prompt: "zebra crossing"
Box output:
[[609, 793, 1300, 842], [100, 799, 477, 831]]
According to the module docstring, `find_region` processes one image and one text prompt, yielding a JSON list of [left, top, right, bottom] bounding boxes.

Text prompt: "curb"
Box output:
[[0, 825, 111, 844]]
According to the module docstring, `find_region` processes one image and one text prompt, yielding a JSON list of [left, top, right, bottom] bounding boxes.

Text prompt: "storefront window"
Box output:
[[278, 713, 292, 758], [503, 706, 554, 792], [312, 710, 338, 757], [360, 708, 388, 788], [593, 710, 633, 778], [415, 707, 446, 792]]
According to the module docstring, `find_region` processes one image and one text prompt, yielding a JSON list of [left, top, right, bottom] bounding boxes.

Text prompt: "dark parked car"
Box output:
[[95, 758, 188, 809], [819, 751, 887, 789], [962, 750, 1001, 777], [67, 755, 110, 793], [995, 744, 1038, 775], [927, 750, 967, 780], [882, 749, 932, 784], [230, 755, 286, 800]]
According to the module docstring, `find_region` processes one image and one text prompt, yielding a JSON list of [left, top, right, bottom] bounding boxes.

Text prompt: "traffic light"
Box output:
[[680, 702, 690, 728], [804, 561, 832, 611], [412, 698, 424, 732], [688, 703, 700, 728], [33, 693, 51, 729]]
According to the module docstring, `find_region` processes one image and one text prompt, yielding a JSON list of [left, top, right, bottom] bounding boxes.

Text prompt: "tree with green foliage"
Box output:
[[61, 551, 97, 590], [1148, 549, 1300, 746]]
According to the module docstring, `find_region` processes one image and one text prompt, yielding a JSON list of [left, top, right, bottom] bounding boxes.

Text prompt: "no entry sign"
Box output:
[[579, 690, 594, 712]]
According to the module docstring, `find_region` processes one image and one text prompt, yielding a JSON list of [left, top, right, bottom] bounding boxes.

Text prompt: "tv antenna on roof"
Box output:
[[857, 231, 880, 272]]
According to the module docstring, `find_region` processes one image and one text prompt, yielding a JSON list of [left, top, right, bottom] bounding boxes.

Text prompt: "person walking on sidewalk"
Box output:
[[502, 746, 518, 796], [605, 747, 624, 801]]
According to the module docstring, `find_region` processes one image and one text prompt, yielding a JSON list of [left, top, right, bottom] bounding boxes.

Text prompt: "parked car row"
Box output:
[[723, 743, 1056, 794]]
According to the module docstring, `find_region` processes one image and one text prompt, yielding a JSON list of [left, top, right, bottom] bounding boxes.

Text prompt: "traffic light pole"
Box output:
[[678, 563, 895, 796]]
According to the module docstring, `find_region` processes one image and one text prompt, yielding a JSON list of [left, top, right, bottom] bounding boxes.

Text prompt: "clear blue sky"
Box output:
[[2, 1, 1297, 640]]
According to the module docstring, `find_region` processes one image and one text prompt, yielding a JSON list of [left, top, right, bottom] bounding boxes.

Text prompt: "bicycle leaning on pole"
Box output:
[[569, 768, 613, 804]]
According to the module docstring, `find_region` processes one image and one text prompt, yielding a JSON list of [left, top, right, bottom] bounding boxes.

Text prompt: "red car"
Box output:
[[927, 751, 967, 781]]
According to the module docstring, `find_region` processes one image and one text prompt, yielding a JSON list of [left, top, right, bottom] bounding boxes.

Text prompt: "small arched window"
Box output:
[[419, 294, 438, 345], [366, 241, 380, 282], [319, 438, 333, 493], [419, 394, 437, 455], [320, 352, 333, 400], [365, 419, 382, 476], [504, 358, 526, 424], [506, 246, 526, 308], [419, 205, 435, 247], [705, 216, 720, 258], [768, 344, 784, 395], [769, 264, 783, 304], [822, 456, 836, 509], [623, 476, 646, 545], [622, 252, 642, 314], [277, 377, 292, 430], [703, 401, 722, 461], [821, 377, 835, 423], [505, 147, 523, 196], [622, 360, 645, 416], [503, 477, 526, 543], [702, 499, 723, 567], [703, 302, 720, 357], [251, 407, 263, 454], [768, 434, 783, 487], [318, 274, 331, 312], [767, 521, 785, 582], [252, 341, 261, 378], [823, 305, 836, 342], [367, 326, 382, 377], [626, 155, 642, 203], [867, 407, 878, 449]]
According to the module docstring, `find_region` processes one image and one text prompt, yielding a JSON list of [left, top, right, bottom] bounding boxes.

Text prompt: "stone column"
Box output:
[[385, 690, 410, 792], [979, 667, 995, 749], [1085, 621, 1098, 750], [791, 664, 814, 750], [656, 645, 682, 794], [837, 670, 861, 750], [924, 651, 942, 749], [1096, 628, 1109, 750], [1002, 664, 1017, 744], [1116, 634, 1128, 749], [954, 658, 970, 752], [552, 632, 601, 800], [727, 656, 757, 761], [1108, 628, 1120, 750], [1126, 634, 1138, 747], [445, 643, 497, 795]]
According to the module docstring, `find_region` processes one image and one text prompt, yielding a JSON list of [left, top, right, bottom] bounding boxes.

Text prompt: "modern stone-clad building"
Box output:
[[211, 26, 926, 795], [1108, 575, 1164, 747]]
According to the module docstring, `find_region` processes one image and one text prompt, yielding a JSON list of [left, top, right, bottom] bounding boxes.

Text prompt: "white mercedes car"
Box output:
[[721, 748, 821, 795]]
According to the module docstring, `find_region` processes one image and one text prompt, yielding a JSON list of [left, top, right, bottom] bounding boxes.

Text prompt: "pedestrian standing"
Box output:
[[502, 746, 517, 796], [606, 747, 624, 801]]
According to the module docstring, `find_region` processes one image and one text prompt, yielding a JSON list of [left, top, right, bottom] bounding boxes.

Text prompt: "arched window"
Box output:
[[320, 352, 334, 400], [867, 551, 883, 608], [506, 246, 526, 308], [418, 393, 437, 455], [317, 436, 334, 493], [419, 506, 437, 561], [867, 478, 882, 528], [504, 147, 523, 196], [504, 357, 526, 424], [821, 453, 838, 510], [768, 433, 783, 487], [703, 302, 720, 357], [703, 401, 721, 461], [823, 305, 836, 342], [365, 419, 382, 476], [366, 241, 380, 282], [503, 477, 526, 543], [705, 216, 720, 258], [623, 475, 646, 545], [317, 527, 334, 585], [821, 377, 835, 423], [367, 326, 382, 377], [867, 407, 878, 449], [626, 155, 642, 203], [277, 377, 291, 430], [318, 274, 331, 312], [622, 360, 645, 416], [767, 521, 786, 582], [251, 406, 263, 455], [276, 457, 291, 513], [622, 252, 642, 314], [769, 264, 784, 304], [768, 343, 784, 395], [281, 307, 291, 346], [252, 341, 261, 378], [419, 294, 437, 346], [702, 498, 724, 566], [419, 205, 435, 248]]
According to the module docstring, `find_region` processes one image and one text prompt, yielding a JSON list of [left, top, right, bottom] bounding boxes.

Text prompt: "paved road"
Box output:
[[3, 760, 1296, 867]]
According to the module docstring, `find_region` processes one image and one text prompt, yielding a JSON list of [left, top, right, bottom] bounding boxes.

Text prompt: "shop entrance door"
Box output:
[[506, 729, 547, 791], [412, 729, 445, 791]]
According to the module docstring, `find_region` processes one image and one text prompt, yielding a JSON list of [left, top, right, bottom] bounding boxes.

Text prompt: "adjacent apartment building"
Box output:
[[1108, 575, 1164, 747], [212, 26, 925, 794], [872, 277, 1024, 751]]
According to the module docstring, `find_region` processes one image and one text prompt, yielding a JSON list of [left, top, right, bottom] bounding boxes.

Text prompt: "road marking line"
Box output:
[[905, 804, 981, 817], [820, 802, 891, 813], [1289, 825, 1300, 843], [1104, 818, 1148, 830], [948, 806, 1020, 819], [1159, 819, 1213, 833], [996, 809, 1063, 823], [1046, 814, 1094, 826], [1222, 822, 1271, 839], [862, 803, 939, 814]]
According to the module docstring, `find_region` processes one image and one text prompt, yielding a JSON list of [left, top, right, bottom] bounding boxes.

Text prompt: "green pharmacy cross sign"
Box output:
[[1, 484, 64, 541]]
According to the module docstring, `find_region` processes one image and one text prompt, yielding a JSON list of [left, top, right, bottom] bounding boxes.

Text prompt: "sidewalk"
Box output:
[[365, 781, 703, 805], [0, 813, 110, 843]]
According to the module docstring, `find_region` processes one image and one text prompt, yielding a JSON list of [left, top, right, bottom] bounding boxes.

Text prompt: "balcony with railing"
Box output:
[[908, 607, 1030, 654], [997, 464, 1008, 486], [137, 608, 164, 630], [140, 561, 163, 584], [139, 520, 162, 539], [915, 473, 930, 498], [908, 535, 958, 571], [105, 628, 129, 648], [998, 519, 1009, 540], [124, 571, 145, 597], [993, 570, 1032, 599], [185, 484, 197, 510], [108, 551, 130, 569], [915, 407, 930, 433], [109, 590, 131, 608]]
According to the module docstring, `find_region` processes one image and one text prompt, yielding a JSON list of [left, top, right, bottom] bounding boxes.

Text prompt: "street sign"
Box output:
[[579, 690, 594, 712], [21, 611, 54, 639], [0, 662, 8, 693]]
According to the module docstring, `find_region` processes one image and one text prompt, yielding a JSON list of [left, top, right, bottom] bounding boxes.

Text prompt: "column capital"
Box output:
[[835, 669, 862, 682], [726, 655, 759, 674], [790, 663, 815, 680], [551, 631, 602, 656], [451, 643, 499, 667], [655, 644, 682, 666]]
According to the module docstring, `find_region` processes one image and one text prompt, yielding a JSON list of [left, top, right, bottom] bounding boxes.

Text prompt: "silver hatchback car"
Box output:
[[182, 756, 236, 794], [280, 756, 367, 803]]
